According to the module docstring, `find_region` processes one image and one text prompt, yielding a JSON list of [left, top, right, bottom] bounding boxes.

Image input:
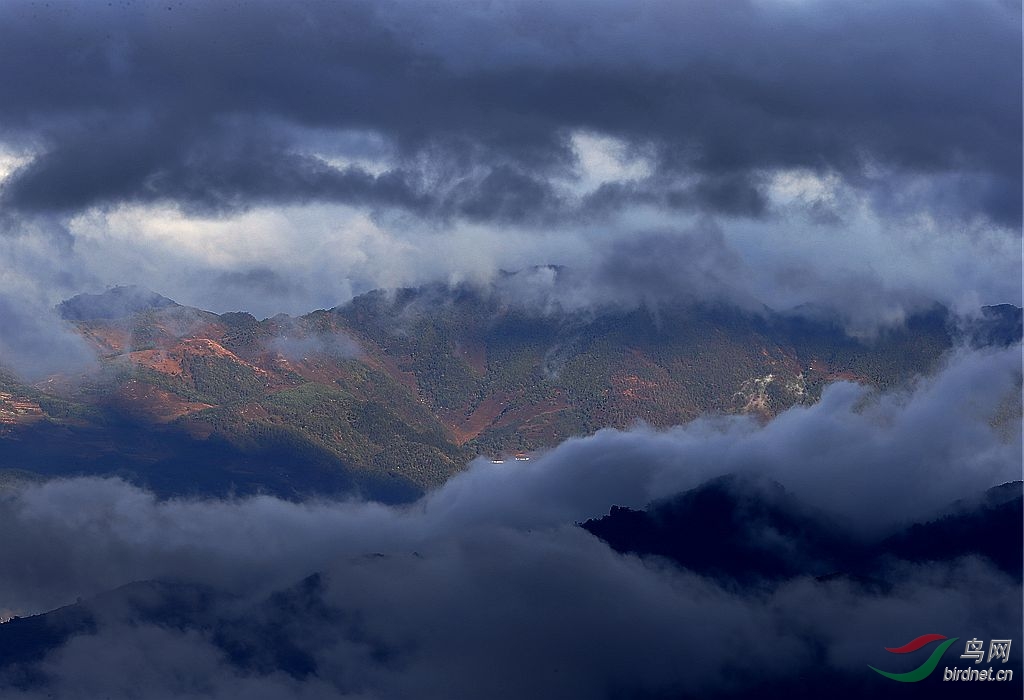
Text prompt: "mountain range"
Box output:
[[0, 279, 1019, 502]]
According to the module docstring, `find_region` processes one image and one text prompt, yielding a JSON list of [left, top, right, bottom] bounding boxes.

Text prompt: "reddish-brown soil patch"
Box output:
[[264, 353, 349, 386], [181, 339, 271, 375], [126, 338, 271, 381], [491, 391, 569, 432], [516, 412, 570, 444], [78, 326, 132, 355], [809, 358, 829, 373], [807, 358, 867, 384], [440, 388, 570, 446], [181, 337, 238, 359], [113, 380, 213, 423], [826, 370, 867, 383], [443, 392, 514, 445], [130, 349, 184, 376], [760, 345, 803, 374]]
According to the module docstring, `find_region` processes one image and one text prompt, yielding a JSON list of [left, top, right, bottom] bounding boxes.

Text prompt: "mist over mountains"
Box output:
[[0, 343, 1019, 698], [0, 281, 1016, 503], [0, 282, 1019, 697], [0, 0, 1020, 697]]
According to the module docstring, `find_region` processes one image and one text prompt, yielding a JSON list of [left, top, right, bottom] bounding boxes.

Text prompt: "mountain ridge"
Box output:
[[0, 283, 1017, 500]]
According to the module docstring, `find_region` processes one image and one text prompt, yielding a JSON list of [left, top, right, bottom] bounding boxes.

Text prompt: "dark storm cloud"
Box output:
[[580, 172, 769, 219], [0, 0, 1018, 225], [3, 126, 430, 217]]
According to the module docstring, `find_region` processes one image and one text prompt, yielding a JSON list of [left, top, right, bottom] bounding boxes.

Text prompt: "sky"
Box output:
[[0, 0, 1019, 333], [0, 5, 1020, 694]]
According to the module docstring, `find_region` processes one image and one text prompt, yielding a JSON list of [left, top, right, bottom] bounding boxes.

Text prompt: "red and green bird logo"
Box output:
[[869, 634, 958, 682]]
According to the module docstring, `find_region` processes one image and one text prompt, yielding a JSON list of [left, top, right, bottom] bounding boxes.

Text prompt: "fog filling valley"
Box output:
[[0, 344, 1019, 698]]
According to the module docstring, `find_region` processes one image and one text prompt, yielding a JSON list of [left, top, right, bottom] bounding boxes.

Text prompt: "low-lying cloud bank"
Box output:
[[0, 345, 1020, 698]]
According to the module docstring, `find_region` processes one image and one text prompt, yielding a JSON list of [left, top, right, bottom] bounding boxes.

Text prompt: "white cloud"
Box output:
[[0, 150, 32, 185], [767, 168, 841, 206], [568, 131, 653, 194]]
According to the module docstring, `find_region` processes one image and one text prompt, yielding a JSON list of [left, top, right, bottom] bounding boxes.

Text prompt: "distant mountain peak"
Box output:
[[57, 286, 180, 321]]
